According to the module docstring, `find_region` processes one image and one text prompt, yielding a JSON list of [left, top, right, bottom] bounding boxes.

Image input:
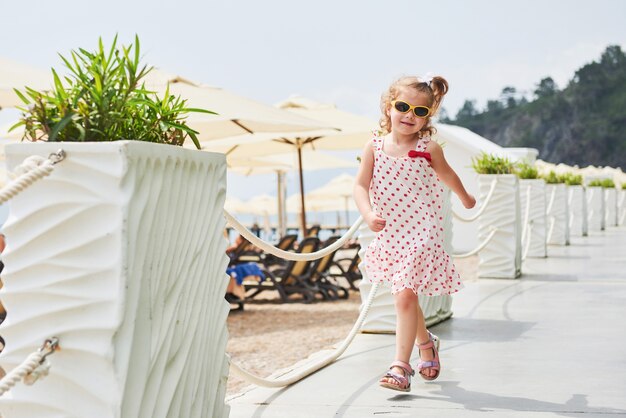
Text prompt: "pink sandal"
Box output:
[[379, 360, 415, 392], [416, 331, 441, 381]]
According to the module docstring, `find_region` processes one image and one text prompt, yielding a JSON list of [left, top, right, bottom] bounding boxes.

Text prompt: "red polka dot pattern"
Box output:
[[364, 131, 464, 296]]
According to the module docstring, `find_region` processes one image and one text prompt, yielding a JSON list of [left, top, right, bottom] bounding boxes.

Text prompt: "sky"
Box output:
[[1, 0, 625, 224]]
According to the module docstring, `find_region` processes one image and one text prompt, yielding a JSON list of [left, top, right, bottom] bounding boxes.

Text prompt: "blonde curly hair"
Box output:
[[379, 75, 449, 137]]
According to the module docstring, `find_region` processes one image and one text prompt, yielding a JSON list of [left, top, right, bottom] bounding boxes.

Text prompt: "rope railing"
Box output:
[[0, 150, 65, 205], [452, 178, 497, 223], [546, 186, 557, 215], [224, 210, 363, 261], [0, 338, 59, 397], [546, 217, 556, 243], [453, 227, 498, 258], [229, 282, 380, 387], [522, 221, 533, 261]]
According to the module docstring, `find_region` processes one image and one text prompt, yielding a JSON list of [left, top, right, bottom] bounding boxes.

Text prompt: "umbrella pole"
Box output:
[[297, 144, 307, 237]]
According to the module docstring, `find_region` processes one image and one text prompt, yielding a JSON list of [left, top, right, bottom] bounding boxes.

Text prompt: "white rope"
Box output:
[[229, 282, 380, 387], [522, 221, 533, 261], [0, 150, 66, 205], [452, 179, 497, 223], [546, 217, 556, 243], [453, 227, 498, 258], [0, 338, 59, 396], [546, 186, 557, 215], [224, 210, 363, 261]]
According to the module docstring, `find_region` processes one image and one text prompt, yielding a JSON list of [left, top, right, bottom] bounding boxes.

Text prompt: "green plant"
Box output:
[[562, 172, 583, 185], [471, 152, 515, 174], [540, 171, 565, 184], [622, 183, 626, 190], [514, 161, 539, 179], [601, 178, 616, 188], [10, 35, 212, 148], [587, 179, 604, 187]]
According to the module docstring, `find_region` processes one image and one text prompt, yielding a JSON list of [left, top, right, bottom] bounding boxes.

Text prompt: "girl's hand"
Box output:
[[462, 194, 476, 209], [365, 212, 386, 232]]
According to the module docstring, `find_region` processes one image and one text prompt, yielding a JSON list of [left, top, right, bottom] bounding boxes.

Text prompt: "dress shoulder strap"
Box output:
[[371, 129, 384, 151], [416, 135, 431, 151]]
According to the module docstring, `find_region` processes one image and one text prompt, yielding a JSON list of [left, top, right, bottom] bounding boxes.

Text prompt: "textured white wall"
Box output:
[[520, 179, 547, 258], [605, 188, 618, 227], [587, 187, 605, 232], [546, 184, 570, 246], [568, 185, 587, 237], [0, 142, 230, 418], [477, 175, 522, 279]]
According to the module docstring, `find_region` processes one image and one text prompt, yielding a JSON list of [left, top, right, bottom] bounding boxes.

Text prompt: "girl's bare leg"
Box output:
[[381, 288, 418, 385]]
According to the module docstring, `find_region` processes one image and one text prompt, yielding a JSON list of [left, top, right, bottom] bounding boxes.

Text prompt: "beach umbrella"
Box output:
[[2, 69, 331, 140], [227, 150, 357, 235], [143, 71, 330, 141], [286, 173, 357, 226], [200, 96, 376, 234], [224, 196, 249, 214], [227, 150, 357, 175], [0, 57, 51, 109], [308, 173, 357, 225]]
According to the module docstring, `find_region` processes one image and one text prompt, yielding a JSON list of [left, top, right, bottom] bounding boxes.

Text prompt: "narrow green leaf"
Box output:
[[49, 112, 75, 141], [186, 107, 218, 115]]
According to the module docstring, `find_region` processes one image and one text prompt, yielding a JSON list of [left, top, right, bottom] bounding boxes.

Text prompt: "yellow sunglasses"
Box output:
[[391, 100, 431, 118]]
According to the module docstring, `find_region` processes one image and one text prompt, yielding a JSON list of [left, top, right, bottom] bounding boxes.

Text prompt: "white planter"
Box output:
[[0, 142, 230, 418], [618, 189, 626, 226], [477, 174, 522, 279], [358, 189, 453, 333], [546, 184, 569, 246], [604, 188, 618, 227], [519, 179, 547, 258], [587, 186, 605, 231], [568, 185, 587, 237]]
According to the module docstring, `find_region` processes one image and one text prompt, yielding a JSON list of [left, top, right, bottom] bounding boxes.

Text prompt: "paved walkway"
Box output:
[[227, 226, 626, 417]]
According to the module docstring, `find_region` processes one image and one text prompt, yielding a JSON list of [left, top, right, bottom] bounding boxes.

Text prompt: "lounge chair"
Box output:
[[262, 234, 298, 268], [330, 245, 362, 290], [308, 236, 349, 300], [244, 237, 320, 303], [306, 224, 321, 237]]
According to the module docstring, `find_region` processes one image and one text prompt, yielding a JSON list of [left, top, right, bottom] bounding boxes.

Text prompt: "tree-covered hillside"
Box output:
[[442, 45, 626, 168]]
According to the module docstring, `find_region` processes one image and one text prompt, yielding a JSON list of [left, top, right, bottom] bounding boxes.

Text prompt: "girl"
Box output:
[[353, 74, 476, 392]]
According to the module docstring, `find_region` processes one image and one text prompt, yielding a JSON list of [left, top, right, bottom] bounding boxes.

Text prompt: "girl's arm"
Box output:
[[354, 140, 386, 232], [427, 141, 476, 209]]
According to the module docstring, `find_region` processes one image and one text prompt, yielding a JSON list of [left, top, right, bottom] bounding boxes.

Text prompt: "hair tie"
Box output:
[[417, 72, 434, 87]]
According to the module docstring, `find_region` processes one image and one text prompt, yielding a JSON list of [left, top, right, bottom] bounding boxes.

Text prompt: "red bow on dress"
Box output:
[[408, 150, 432, 162]]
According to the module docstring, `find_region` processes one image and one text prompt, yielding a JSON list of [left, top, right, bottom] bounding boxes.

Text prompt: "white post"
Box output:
[[477, 174, 522, 279], [568, 185, 588, 237], [0, 142, 230, 418], [587, 186, 605, 231], [358, 189, 453, 333], [604, 188, 618, 227], [546, 183, 570, 246], [519, 179, 547, 258]]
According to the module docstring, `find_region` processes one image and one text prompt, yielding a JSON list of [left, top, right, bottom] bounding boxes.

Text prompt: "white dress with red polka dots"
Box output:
[[364, 132, 463, 296]]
